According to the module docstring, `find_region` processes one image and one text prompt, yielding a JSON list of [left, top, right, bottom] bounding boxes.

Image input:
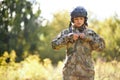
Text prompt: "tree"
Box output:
[[0, 0, 41, 61]]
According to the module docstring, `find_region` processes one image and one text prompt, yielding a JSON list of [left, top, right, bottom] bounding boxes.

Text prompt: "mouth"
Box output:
[[78, 23, 81, 25]]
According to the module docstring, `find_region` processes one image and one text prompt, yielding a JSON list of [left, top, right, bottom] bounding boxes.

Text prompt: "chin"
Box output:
[[76, 25, 82, 27]]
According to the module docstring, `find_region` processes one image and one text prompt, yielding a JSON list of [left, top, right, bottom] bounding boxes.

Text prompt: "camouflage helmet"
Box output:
[[70, 6, 87, 19]]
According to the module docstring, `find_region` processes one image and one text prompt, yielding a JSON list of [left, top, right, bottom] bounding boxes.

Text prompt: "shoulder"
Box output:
[[61, 28, 70, 35], [85, 28, 95, 32], [84, 28, 98, 36], [84, 28, 94, 33]]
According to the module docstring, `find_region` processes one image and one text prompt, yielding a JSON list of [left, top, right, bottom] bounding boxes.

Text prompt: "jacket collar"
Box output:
[[72, 25, 86, 32]]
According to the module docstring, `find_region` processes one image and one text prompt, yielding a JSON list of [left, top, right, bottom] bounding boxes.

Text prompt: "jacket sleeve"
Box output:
[[84, 29, 105, 51], [51, 29, 74, 50]]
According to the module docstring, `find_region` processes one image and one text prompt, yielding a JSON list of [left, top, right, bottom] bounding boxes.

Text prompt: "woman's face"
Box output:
[[73, 17, 85, 28]]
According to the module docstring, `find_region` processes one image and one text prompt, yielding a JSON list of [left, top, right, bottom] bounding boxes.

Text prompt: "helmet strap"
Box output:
[[69, 21, 73, 33]]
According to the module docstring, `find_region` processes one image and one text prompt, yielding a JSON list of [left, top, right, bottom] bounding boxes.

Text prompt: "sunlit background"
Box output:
[[35, 0, 120, 20], [0, 0, 120, 80]]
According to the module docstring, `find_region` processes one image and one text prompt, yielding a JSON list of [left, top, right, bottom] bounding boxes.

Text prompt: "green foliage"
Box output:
[[38, 10, 70, 64], [0, 0, 41, 61], [90, 15, 120, 61]]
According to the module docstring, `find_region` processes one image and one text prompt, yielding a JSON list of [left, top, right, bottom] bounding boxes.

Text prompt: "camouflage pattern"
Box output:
[[51, 27, 105, 80]]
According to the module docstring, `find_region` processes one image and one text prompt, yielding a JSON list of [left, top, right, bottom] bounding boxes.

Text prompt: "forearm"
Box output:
[[51, 38, 66, 50], [51, 33, 74, 50], [83, 30, 105, 51], [89, 37, 105, 51]]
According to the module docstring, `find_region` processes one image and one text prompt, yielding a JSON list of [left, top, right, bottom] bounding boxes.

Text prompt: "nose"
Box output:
[[77, 19, 81, 23]]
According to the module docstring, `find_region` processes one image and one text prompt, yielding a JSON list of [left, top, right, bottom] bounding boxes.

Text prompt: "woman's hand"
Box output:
[[68, 33, 85, 41], [73, 33, 79, 41], [73, 33, 85, 41], [79, 33, 85, 39]]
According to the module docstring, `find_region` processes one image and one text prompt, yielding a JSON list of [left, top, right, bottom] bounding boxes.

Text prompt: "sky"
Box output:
[[31, 0, 120, 21]]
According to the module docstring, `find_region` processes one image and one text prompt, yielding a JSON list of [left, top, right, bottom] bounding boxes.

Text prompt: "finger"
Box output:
[[73, 35, 78, 40], [80, 34, 85, 39]]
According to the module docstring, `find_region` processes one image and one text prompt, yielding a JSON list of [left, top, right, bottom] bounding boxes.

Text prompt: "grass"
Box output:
[[0, 50, 120, 80]]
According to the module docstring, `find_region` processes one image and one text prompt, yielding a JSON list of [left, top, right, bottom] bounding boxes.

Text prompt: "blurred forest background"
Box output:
[[0, 0, 120, 80]]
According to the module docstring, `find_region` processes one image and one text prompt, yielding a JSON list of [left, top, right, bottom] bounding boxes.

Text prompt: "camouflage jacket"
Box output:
[[51, 27, 105, 80]]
